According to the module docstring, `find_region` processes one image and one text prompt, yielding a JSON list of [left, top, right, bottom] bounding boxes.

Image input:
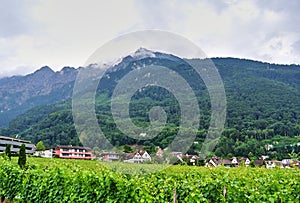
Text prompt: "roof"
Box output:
[[138, 150, 148, 156], [56, 145, 91, 151], [210, 157, 238, 165], [101, 152, 123, 155], [221, 159, 232, 165], [124, 153, 136, 159], [182, 155, 199, 159], [254, 159, 265, 166], [0, 135, 32, 144], [239, 157, 250, 161]]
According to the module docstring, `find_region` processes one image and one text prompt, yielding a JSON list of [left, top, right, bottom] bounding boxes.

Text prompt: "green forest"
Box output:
[[1, 57, 300, 160]]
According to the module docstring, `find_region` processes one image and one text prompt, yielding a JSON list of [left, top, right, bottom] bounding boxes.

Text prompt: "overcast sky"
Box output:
[[0, 0, 300, 77]]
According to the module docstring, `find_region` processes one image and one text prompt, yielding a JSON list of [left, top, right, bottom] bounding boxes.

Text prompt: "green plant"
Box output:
[[18, 144, 26, 169], [1, 157, 300, 202], [5, 144, 11, 161], [35, 141, 45, 151]]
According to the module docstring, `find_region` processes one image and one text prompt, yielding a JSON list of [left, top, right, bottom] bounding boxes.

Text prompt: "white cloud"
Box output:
[[258, 32, 300, 64], [135, 0, 300, 64], [0, 0, 142, 77]]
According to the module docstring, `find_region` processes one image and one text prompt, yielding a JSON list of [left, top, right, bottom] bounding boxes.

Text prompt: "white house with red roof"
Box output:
[[124, 150, 151, 163]]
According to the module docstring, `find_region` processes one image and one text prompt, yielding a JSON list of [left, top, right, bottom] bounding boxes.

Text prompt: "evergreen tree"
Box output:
[[18, 144, 26, 169], [5, 144, 11, 160]]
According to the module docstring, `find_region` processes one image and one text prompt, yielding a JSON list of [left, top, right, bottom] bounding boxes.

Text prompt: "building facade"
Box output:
[[101, 152, 122, 162], [34, 149, 54, 158], [0, 135, 35, 154], [124, 150, 151, 163], [55, 145, 92, 160]]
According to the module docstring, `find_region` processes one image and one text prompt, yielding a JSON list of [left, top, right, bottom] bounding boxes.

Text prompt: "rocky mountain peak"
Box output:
[[131, 47, 156, 59], [34, 66, 55, 74]]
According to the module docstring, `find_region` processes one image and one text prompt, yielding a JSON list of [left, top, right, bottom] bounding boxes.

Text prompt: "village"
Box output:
[[1, 135, 299, 169]]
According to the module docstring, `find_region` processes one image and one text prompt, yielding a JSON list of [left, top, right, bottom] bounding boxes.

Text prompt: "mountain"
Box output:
[[0, 66, 78, 128], [1, 49, 300, 159]]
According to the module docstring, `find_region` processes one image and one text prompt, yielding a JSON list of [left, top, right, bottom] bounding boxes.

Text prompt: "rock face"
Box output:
[[0, 66, 78, 128], [0, 48, 165, 129]]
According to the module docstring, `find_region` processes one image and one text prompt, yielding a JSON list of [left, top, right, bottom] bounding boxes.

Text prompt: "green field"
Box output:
[[0, 157, 300, 202]]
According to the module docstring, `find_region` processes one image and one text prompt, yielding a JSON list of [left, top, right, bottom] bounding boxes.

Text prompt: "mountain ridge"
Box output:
[[1, 53, 300, 159], [1, 53, 300, 129], [0, 66, 78, 128]]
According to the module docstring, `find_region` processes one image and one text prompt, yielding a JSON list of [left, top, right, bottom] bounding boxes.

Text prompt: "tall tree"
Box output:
[[18, 144, 26, 169], [5, 144, 11, 160]]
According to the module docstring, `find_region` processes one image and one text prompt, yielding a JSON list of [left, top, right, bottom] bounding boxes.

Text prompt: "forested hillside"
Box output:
[[1, 56, 300, 159]]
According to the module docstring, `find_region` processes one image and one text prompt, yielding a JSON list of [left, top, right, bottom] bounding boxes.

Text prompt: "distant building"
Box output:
[[124, 150, 151, 163], [254, 159, 265, 167], [239, 158, 251, 166], [156, 147, 163, 158], [207, 157, 250, 167], [281, 159, 300, 168], [265, 160, 276, 169], [55, 145, 92, 160], [34, 149, 54, 158], [181, 154, 200, 165], [265, 144, 274, 151], [0, 135, 35, 154], [101, 152, 122, 162]]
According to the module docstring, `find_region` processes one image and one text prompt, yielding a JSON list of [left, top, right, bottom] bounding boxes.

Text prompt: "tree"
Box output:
[[288, 149, 298, 159], [5, 144, 11, 160], [123, 145, 133, 153], [36, 141, 45, 151], [143, 144, 157, 155], [18, 144, 26, 169]]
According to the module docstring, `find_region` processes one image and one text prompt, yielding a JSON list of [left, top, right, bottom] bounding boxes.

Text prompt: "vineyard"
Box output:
[[0, 157, 300, 202]]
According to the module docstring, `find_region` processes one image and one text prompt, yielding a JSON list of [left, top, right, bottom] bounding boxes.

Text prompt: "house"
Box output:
[[55, 145, 92, 160], [206, 157, 231, 167], [290, 159, 300, 167], [207, 157, 251, 167], [282, 159, 300, 168], [265, 161, 276, 169], [188, 155, 199, 165], [206, 157, 221, 167], [222, 159, 233, 167], [124, 152, 143, 163], [140, 150, 151, 160], [254, 159, 265, 167], [172, 151, 183, 156], [265, 144, 274, 151], [231, 157, 238, 166], [156, 147, 163, 158], [180, 154, 199, 165], [282, 159, 291, 167], [101, 152, 122, 162], [273, 160, 284, 168], [260, 155, 269, 160], [0, 135, 35, 154], [124, 150, 151, 163], [207, 157, 218, 167], [239, 158, 251, 166], [34, 149, 54, 158]]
